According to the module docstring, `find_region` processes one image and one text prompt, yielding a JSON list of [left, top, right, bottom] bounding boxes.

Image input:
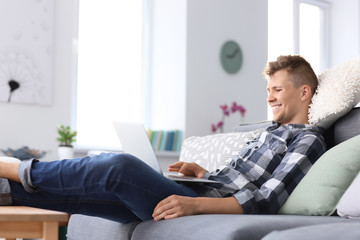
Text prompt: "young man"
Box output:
[[0, 55, 326, 223]]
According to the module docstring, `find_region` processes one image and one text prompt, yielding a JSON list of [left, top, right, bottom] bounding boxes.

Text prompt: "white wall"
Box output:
[[150, 0, 268, 138], [329, 0, 360, 66], [185, 0, 268, 137], [0, 0, 78, 161]]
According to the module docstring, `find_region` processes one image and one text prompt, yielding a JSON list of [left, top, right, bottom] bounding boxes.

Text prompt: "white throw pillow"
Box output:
[[179, 129, 264, 172], [336, 173, 360, 219], [308, 56, 360, 129]]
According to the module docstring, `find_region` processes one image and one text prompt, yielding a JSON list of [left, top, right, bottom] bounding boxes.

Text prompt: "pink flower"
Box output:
[[212, 101, 246, 133], [220, 104, 230, 116], [211, 124, 217, 132], [211, 121, 224, 132], [231, 102, 246, 117], [239, 106, 246, 117], [231, 102, 237, 113]]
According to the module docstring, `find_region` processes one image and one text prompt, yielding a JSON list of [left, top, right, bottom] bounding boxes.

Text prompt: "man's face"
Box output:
[[267, 69, 307, 125]]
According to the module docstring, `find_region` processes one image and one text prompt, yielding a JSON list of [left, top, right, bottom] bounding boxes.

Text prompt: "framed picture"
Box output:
[[0, 0, 54, 105]]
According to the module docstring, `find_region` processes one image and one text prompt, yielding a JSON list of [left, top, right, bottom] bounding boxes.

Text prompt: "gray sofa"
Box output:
[[66, 107, 360, 240]]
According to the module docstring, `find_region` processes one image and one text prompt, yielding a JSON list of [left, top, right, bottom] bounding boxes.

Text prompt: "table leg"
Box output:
[[43, 221, 59, 240]]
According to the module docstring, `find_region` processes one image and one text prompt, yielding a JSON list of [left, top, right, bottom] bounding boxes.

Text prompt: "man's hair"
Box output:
[[263, 55, 318, 95]]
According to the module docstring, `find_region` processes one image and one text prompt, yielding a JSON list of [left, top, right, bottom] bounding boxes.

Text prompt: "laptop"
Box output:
[[113, 121, 219, 183]]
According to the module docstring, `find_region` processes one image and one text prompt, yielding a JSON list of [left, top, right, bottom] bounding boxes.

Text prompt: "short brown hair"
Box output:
[[263, 55, 318, 95]]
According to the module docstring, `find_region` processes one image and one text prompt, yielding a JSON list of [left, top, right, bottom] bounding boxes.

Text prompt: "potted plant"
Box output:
[[56, 124, 77, 159]]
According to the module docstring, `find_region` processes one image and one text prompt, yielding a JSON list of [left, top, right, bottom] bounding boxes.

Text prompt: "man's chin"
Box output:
[[273, 118, 285, 124], [272, 116, 280, 123]]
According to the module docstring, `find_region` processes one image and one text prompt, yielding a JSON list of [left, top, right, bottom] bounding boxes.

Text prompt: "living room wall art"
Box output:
[[0, 0, 54, 105]]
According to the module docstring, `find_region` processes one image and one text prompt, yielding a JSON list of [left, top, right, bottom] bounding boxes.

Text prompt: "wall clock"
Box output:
[[220, 40, 243, 74]]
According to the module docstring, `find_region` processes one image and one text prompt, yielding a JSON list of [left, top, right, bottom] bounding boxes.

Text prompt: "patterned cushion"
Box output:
[[179, 129, 264, 172]]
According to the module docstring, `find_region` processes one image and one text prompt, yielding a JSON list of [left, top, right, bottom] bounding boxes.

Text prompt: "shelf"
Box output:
[[155, 151, 180, 157]]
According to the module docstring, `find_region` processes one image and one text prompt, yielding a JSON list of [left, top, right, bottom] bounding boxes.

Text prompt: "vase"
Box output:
[[57, 146, 74, 160]]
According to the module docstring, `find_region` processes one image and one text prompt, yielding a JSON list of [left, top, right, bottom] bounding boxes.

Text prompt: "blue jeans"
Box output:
[[9, 153, 199, 223]]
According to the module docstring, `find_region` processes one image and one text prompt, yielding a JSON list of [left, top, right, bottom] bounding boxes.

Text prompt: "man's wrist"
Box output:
[[196, 197, 244, 215]]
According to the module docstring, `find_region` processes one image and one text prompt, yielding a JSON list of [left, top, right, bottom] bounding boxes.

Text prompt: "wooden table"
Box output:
[[0, 206, 69, 240]]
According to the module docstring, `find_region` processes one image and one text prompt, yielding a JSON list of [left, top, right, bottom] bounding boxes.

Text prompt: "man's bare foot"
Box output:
[[0, 157, 21, 182], [0, 157, 21, 206]]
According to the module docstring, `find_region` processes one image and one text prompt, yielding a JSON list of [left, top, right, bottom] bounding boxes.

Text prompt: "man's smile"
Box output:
[[271, 104, 282, 111]]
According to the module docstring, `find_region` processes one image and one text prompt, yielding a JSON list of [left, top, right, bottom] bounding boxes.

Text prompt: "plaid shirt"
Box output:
[[200, 122, 326, 214]]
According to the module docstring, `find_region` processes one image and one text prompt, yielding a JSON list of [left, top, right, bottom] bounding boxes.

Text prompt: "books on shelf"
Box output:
[[146, 129, 183, 152]]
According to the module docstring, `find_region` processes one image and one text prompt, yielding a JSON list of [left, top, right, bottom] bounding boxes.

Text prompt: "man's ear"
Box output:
[[300, 85, 312, 102]]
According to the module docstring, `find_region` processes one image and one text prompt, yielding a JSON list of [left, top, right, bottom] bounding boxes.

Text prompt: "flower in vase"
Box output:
[[220, 104, 230, 116], [212, 101, 246, 133], [231, 102, 246, 117]]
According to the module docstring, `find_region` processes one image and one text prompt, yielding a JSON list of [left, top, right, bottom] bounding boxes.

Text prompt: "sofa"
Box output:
[[67, 57, 360, 239], [66, 106, 360, 240]]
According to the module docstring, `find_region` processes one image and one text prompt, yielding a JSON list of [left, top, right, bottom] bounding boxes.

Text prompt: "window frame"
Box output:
[[293, 0, 330, 70]]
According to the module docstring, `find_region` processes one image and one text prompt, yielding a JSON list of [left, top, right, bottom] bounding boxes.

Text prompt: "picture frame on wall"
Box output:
[[0, 0, 54, 105]]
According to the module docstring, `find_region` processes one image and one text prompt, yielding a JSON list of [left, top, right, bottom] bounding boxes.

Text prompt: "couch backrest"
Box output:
[[324, 107, 360, 149], [234, 107, 360, 151]]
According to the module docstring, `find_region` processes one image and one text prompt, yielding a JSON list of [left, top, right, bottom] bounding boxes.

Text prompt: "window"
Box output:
[[295, 0, 330, 73], [268, 0, 330, 74], [75, 1, 146, 150]]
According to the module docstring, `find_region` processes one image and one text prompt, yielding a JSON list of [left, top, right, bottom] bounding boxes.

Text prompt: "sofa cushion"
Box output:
[[67, 214, 140, 240], [324, 107, 360, 149], [179, 129, 264, 172], [262, 222, 360, 240], [331, 107, 360, 146], [131, 214, 351, 240], [336, 173, 360, 219], [308, 56, 360, 129], [279, 134, 360, 216]]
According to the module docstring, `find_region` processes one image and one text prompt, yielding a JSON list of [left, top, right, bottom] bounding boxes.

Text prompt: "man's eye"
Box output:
[[276, 89, 282, 92]]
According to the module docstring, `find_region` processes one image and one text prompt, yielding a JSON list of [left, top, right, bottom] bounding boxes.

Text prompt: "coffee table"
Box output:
[[0, 206, 69, 240]]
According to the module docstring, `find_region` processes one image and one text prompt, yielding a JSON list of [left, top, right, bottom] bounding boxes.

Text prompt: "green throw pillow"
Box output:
[[279, 134, 360, 216]]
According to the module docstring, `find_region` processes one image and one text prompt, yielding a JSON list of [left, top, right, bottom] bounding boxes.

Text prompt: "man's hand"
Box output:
[[152, 195, 244, 221], [152, 195, 199, 221], [168, 162, 208, 178]]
